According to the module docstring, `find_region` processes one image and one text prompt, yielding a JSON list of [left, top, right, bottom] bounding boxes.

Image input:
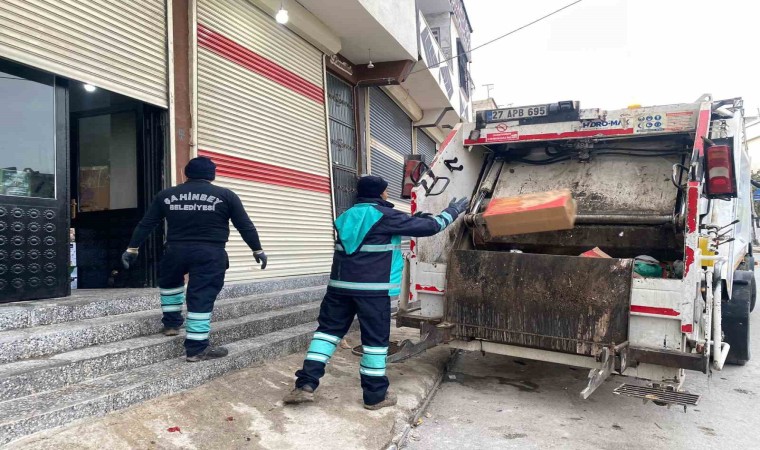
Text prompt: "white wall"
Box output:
[[426, 12, 452, 59], [358, 0, 418, 60], [748, 136, 760, 171], [473, 98, 498, 111], [426, 11, 472, 119]]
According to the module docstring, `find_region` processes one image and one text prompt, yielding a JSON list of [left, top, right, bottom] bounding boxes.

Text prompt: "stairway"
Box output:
[[0, 275, 327, 445]]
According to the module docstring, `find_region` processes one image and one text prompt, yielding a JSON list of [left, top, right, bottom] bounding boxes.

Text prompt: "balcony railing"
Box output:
[[440, 64, 454, 98], [418, 11, 454, 101]]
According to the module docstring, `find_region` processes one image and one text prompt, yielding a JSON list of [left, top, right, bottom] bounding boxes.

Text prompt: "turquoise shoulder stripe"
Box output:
[[334, 204, 384, 255], [389, 234, 403, 290]]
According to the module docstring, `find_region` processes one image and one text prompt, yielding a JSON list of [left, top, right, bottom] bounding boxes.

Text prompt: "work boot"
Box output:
[[364, 391, 397, 410], [283, 385, 315, 404], [162, 327, 180, 336], [186, 345, 229, 362]]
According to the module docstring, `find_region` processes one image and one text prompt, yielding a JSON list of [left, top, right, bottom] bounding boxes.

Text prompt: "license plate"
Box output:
[[488, 105, 548, 122]]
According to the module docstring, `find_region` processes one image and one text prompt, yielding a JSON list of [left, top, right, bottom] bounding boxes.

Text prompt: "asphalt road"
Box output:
[[405, 275, 759, 450]]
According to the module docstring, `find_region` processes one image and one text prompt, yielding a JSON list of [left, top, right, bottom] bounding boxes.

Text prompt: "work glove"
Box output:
[[121, 249, 139, 269], [413, 211, 434, 219], [448, 197, 470, 217], [254, 250, 268, 270]]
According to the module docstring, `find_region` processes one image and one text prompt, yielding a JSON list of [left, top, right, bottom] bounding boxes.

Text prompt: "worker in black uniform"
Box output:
[[122, 157, 267, 362], [284, 175, 468, 410]]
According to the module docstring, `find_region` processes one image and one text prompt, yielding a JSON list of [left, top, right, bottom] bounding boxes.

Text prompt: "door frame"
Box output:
[[0, 64, 70, 302]]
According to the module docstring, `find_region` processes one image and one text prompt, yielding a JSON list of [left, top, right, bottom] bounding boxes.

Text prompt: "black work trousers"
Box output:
[[158, 243, 228, 356], [295, 291, 391, 405]]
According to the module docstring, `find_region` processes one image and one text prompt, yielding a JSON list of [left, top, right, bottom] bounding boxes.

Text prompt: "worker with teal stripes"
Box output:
[[122, 157, 267, 362], [284, 175, 468, 410]]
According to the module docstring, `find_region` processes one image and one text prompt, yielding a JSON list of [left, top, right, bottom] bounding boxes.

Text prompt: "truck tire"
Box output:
[[723, 270, 753, 365]]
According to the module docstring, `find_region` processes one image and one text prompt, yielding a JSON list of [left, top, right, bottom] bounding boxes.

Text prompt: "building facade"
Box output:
[[0, 0, 473, 301]]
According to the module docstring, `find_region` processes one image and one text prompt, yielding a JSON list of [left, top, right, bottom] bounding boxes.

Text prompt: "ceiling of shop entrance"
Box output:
[[69, 82, 139, 113]]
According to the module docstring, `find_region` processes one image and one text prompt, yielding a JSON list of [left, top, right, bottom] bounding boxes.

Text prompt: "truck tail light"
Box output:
[[705, 145, 737, 199], [402, 155, 427, 199]]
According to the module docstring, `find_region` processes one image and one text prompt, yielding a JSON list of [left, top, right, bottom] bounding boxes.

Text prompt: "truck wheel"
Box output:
[[723, 270, 753, 365]]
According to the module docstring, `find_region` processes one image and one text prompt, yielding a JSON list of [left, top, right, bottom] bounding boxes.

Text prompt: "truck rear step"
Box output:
[[613, 383, 700, 407]]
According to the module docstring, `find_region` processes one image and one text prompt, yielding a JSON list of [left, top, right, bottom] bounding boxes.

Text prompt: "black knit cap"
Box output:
[[185, 157, 216, 181], [357, 175, 388, 199]]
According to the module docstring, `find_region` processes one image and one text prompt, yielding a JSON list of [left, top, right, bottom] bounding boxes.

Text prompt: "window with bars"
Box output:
[[457, 38, 470, 101], [431, 27, 441, 45], [327, 74, 358, 216]]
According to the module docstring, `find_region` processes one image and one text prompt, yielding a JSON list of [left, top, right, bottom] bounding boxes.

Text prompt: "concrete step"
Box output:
[[0, 300, 320, 401], [0, 274, 328, 332], [0, 286, 325, 364], [0, 321, 317, 446]]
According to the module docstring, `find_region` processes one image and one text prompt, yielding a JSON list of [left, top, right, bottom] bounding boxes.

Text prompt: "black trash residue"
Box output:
[[504, 433, 528, 440]]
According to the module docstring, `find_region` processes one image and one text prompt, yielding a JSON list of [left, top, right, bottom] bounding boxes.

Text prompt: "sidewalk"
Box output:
[[7, 326, 450, 450]]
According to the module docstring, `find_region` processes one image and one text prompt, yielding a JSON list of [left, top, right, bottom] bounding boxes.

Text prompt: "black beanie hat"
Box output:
[[185, 157, 216, 181], [357, 175, 388, 199]]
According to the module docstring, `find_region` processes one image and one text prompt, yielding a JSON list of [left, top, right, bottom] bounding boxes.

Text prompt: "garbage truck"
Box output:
[[394, 95, 755, 406]]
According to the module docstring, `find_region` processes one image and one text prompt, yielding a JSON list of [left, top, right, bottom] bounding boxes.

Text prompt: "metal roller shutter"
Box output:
[[417, 129, 437, 165], [197, 0, 333, 282], [369, 87, 412, 210], [0, 0, 168, 107]]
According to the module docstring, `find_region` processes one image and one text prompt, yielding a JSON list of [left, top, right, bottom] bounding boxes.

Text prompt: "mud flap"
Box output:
[[446, 250, 634, 356]]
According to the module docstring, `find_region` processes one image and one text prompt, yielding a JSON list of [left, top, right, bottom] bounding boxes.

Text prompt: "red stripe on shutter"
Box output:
[[197, 23, 324, 104], [199, 150, 331, 194]]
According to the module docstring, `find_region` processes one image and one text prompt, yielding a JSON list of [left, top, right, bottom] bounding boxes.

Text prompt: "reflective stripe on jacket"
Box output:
[[328, 198, 461, 297]]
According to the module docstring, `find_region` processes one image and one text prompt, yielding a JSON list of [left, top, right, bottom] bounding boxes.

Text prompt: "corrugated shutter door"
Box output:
[[369, 87, 412, 210], [417, 129, 437, 165], [0, 0, 167, 107], [197, 0, 333, 282]]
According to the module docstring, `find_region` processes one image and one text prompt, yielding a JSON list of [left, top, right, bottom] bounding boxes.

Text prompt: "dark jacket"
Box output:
[[128, 179, 262, 251], [328, 197, 460, 297]]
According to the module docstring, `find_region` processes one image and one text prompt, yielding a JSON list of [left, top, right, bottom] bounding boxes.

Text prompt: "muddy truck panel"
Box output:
[[446, 251, 633, 356]]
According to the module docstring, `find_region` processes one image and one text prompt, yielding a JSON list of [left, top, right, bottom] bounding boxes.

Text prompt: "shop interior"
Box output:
[[69, 81, 166, 289]]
